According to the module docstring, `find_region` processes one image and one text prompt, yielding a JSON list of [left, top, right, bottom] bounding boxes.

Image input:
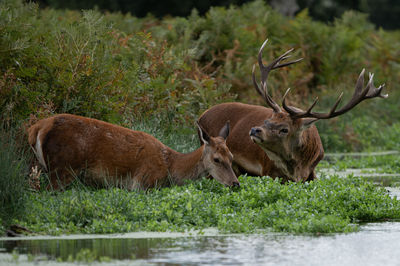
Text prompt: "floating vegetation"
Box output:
[[14, 175, 400, 235]]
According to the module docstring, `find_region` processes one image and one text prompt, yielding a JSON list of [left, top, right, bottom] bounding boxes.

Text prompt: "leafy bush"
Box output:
[[0, 0, 234, 127]]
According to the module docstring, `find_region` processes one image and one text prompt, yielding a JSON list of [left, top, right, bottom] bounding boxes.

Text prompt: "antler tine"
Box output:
[[354, 68, 365, 96], [252, 64, 281, 112], [366, 83, 387, 99], [283, 69, 388, 120], [335, 71, 380, 114], [254, 39, 302, 113], [365, 72, 388, 99], [262, 82, 281, 112], [306, 96, 319, 114], [282, 87, 320, 117], [327, 92, 343, 115], [282, 88, 301, 116], [273, 57, 303, 69], [258, 46, 303, 82], [252, 64, 265, 98], [257, 39, 269, 71]]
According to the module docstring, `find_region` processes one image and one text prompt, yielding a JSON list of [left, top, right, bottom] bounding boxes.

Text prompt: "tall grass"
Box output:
[[126, 115, 199, 153], [0, 126, 30, 228]]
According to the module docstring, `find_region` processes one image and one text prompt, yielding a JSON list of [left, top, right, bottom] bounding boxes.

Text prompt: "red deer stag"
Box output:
[[28, 114, 239, 190], [198, 39, 387, 182]]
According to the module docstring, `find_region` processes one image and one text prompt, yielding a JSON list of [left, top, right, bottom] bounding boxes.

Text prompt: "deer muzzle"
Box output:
[[249, 127, 263, 143]]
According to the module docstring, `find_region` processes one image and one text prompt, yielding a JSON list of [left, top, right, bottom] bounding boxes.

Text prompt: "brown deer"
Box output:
[[198, 39, 387, 182], [28, 114, 239, 190]]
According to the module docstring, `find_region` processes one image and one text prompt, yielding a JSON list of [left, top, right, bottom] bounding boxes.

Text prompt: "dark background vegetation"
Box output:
[[35, 0, 400, 29]]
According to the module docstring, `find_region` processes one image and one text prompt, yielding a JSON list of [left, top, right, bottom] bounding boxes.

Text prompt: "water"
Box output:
[[1, 222, 400, 265]]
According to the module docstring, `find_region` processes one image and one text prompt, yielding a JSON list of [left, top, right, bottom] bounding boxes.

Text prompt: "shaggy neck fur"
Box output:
[[261, 131, 304, 180], [261, 147, 295, 178]]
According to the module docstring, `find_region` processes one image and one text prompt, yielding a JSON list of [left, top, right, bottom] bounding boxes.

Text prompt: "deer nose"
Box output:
[[232, 181, 240, 187], [250, 127, 262, 136]]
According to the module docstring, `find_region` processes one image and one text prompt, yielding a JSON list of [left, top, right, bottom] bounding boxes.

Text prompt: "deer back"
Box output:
[[28, 114, 171, 189]]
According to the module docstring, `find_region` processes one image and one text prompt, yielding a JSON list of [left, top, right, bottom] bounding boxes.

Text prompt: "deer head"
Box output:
[[197, 121, 239, 187], [249, 39, 388, 181]]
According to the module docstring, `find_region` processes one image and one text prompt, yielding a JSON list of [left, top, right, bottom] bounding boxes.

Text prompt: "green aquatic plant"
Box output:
[[15, 176, 400, 235]]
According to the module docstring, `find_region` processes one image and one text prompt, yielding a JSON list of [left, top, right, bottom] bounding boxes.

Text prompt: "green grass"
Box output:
[[127, 116, 199, 154]]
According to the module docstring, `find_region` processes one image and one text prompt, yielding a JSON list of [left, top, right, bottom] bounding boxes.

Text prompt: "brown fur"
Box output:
[[28, 114, 239, 190], [198, 102, 324, 182]]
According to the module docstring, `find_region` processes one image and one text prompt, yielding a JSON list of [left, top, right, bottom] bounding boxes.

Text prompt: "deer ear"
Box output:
[[196, 121, 210, 144], [300, 118, 318, 130], [218, 121, 230, 140]]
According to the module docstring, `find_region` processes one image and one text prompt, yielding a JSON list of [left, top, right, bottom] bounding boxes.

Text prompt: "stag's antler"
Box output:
[[282, 69, 388, 120], [252, 39, 303, 113]]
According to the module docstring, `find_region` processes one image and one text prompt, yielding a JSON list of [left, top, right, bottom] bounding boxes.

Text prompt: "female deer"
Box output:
[[28, 114, 239, 190]]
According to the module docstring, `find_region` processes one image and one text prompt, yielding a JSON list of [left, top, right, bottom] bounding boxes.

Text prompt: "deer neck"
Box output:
[[266, 129, 316, 181], [166, 146, 207, 185], [260, 134, 302, 179], [292, 127, 324, 181], [261, 146, 296, 178]]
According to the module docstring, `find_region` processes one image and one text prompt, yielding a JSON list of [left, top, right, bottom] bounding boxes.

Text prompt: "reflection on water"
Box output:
[[1, 222, 400, 265]]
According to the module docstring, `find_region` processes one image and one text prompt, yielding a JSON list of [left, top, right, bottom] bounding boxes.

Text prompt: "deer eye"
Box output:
[[213, 158, 221, 164], [279, 128, 289, 134]]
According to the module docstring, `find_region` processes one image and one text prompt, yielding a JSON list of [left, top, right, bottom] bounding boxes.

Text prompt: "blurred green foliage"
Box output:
[[297, 0, 400, 30]]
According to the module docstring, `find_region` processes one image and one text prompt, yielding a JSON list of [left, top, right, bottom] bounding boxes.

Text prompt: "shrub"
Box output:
[[0, 0, 234, 127]]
